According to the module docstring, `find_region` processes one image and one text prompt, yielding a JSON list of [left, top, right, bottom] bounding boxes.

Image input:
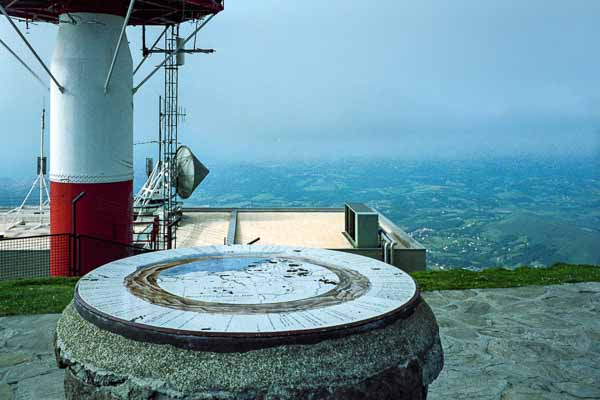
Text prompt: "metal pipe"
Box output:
[[380, 229, 397, 265], [383, 241, 388, 264], [0, 38, 49, 90], [133, 25, 168, 76], [0, 4, 64, 92], [71, 191, 86, 276], [133, 13, 216, 95], [104, 0, 136, 93], [71, 192, 86, 236], [39, 108, 45, 218]]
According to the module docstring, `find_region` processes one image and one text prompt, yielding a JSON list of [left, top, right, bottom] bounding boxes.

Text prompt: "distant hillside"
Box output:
[[483, 212, 600, 266]]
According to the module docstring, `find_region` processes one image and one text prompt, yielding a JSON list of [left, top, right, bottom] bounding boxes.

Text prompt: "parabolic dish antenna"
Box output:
[[175, 145, 209, 199]]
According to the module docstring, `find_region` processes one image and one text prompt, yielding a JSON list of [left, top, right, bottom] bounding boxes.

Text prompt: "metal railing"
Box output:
[[131, 213, 160, 251], [76, 234, 152, 276]]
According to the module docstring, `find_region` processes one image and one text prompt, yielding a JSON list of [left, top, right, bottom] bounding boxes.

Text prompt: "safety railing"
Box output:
[[76, 234, 152, 276]]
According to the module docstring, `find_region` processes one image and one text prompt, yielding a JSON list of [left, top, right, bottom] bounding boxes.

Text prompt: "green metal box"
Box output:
[[344, 202, 380, 248]]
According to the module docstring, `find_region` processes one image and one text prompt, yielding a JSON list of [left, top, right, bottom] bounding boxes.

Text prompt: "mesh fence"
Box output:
[[0, 234, 154, 281], [0, 234, 71, 281]]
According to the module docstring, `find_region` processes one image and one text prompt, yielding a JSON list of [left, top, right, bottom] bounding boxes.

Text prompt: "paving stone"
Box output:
[[0, 354, 29, 369], [553, 381, 600, 399], [0, 384, 12, 400], [2, 315, 60, 354], [1, 282, 599, 400], [13, 370, 64, 400], [2, 357, 59, 384], [427, 282, 600, 400], [443, 327, 479, 340], [437, 289, 479, 300], [461, 300, 492, 315]]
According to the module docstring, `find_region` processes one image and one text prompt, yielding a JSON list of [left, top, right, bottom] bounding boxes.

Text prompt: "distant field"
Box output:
[[1, 263, 598, 316], [185, 158, 600, 270], [3, 157, 599, 270]]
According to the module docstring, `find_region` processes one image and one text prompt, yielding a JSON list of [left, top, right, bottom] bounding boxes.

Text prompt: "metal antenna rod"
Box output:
[[133, 13, 216, 95], [0, 37, 49, 90], [39, 108, 45, 216], [133, 25, 168, 76], [0, 4, 64, 92], [104, 0, 136, 93]]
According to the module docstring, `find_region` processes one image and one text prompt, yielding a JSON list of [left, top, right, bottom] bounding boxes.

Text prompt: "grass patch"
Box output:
[[0, 264, 598, 316], [411, 263, 600, 292], [0, 277, 79, 316]]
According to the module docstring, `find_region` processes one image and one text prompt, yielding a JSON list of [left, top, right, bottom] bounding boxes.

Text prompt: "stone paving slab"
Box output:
[[425, 282, 600, 400], [0, 282, 598, 399], [0, 314, 63, 400]]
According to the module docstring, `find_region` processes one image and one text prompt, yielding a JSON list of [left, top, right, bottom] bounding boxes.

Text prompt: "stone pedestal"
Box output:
[[55, 246, 444, 399], [55, 300, 442, 400]]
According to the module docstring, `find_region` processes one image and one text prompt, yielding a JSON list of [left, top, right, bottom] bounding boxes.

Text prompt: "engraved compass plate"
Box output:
[[74, 245, 419, 351]]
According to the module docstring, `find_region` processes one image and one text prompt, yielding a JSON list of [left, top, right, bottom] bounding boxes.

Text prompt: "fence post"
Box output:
[[166, 216, 181, 250], [71, 192, 86, 276], [166, 224, 172, 250], [152, 216, 159, 250]]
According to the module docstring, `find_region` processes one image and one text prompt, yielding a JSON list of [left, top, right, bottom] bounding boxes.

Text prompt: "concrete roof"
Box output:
[[176, 212, 230, 248], [177, 210, 354, 249], [235, 211, 353, 248]]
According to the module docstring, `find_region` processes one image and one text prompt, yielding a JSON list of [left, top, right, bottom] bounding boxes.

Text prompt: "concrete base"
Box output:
[[55, 300, 443, 400]]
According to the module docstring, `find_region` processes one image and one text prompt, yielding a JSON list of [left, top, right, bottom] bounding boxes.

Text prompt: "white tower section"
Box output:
[[48, 12, 134, 276], [50, 13, 133, 184]]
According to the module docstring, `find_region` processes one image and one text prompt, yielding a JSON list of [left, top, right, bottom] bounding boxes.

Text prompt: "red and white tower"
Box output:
[[50, 11, 134, 276], [0, 0, 223, 275]]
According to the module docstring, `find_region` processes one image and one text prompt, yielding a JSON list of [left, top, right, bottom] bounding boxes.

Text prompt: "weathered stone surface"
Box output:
[[0, 383, 13, 400], [0, 354, 29, 369], [57, 303, 443, 400], [13, 370, 64, 400], [1, 314, 61, 354], [2, 282, 599, 399], [55, 299, 443, 400], [2, 357, 59, 384], [425, 282, 600, 400], [0, 314, 64, 400]]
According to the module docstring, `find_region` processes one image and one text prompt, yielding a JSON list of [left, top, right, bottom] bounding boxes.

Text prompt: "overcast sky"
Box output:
[[0, 0, 599, 177]]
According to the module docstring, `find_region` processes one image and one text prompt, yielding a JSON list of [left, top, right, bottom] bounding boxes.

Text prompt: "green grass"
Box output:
[[411, 263, 600, 292], [0, 264, 599, 316], [0, 277, 79, 316]]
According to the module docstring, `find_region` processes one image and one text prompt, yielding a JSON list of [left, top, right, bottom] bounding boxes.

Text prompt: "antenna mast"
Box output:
[[160, 24, 182, 248], [133, 19, 216, 250], [38, 108, 48, 223], [2, 108, 50, 231]]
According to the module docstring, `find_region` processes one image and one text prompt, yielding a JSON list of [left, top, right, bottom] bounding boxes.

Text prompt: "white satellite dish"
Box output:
[[175, 145, 209, 199]]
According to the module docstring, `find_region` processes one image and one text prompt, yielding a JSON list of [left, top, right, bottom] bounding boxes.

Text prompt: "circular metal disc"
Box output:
[[74, 245, 419, 351]]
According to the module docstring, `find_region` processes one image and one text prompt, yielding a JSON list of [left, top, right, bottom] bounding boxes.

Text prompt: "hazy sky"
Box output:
[[0, 0, 599, 176]]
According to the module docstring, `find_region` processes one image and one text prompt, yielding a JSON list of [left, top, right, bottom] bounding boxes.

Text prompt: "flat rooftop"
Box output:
[[177, 207, 426, 272], [236, 211, 352, 248], [0, 208, 49, 239], [177, 212, 230, 247], [177, 210, 353, 249]]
